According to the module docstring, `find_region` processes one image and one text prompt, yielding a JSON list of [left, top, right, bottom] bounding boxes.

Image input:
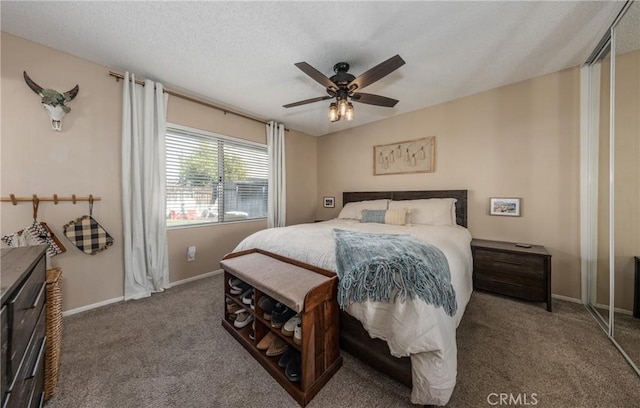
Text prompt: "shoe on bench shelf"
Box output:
[[282, 314, 301, 337], [241, 288, 254, 305], [257, 332, 277, 351], [278, 347, 297, 368], [294, 322, 302, 346], [285, 350, 302, 382], [227, 302, 243, 315], [234, 310, 253, 329], [258, 296, 276, 320], [271, 303, 295, 329], [266, 337, 288, 357], [229, 279, 250, 295]]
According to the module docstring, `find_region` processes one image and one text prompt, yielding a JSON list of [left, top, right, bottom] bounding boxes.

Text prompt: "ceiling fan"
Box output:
[[283, 55, 405, 122]]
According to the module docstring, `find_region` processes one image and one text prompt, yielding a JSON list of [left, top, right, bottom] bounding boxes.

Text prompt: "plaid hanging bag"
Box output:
[[63, 198, 114, 255]]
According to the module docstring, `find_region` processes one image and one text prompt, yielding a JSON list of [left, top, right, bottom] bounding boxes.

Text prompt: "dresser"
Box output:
[[471, 239, 552, 312], [1, 246, 47, 408]]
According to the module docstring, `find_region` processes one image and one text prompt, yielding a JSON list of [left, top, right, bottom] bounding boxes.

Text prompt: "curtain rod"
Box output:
[[108, 71, 289, 132]]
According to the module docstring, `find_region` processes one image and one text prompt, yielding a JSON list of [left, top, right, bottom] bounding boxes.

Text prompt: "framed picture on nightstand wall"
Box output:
[[490, 197, 521, 216], [323, 196, 335, 208]]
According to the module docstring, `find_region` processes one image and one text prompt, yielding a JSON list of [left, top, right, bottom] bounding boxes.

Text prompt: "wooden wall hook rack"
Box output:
[[1, 194, 102, 206]]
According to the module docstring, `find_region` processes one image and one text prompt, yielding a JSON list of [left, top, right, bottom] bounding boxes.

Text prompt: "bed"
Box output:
[[233, 190, 472, 406]]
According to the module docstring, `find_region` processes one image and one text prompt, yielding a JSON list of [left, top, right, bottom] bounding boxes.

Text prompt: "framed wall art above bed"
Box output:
[[373, 137, 435, 176]]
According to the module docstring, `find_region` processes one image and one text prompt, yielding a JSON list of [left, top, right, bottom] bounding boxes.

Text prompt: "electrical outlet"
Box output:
[[187, 246, 196, 262]]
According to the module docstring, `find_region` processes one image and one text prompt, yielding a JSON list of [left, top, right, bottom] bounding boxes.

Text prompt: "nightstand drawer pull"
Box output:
[[496, 260, 523, 266], [491, 279, 523, 288]]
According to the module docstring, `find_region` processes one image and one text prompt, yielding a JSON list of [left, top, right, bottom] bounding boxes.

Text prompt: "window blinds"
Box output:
[[166, 127, 268, 226]]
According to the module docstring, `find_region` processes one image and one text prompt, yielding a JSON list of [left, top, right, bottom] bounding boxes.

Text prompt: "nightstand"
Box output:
[[471, 239, 552, 312]]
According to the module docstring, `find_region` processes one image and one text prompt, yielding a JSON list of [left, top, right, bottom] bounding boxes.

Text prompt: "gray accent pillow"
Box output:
[[360, 209, 387, 224]]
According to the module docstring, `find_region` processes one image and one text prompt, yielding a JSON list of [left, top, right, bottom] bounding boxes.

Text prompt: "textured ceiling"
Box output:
[[616, 1, 640, 54], [0, 1, 624, 136]]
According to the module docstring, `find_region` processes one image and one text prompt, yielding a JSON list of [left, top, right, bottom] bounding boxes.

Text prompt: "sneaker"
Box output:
[[230, 280, 250, 295], [258, 296, 276, 320], [241, 288, 254, 305], [257, 331, 277, 350], [266, 336, 288, 357], [294, 322, 302, 346], [282, 314, 301, 337], [226, 302, 243, 314], [271, 304, 295, 329], [249, 321, 255, 340], [233, 310, 253, 329], [285, 351, 301, 382], [228, 277, 242, 289]]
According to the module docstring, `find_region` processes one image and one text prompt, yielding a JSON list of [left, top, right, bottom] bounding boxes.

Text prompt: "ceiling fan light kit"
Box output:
[[328, 102, 339, 122], [284, 55, 405, 123]]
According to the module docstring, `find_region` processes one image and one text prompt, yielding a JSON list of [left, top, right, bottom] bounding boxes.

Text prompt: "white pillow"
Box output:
[[388, 198, 457, 226], [338, 199, 390, 220]]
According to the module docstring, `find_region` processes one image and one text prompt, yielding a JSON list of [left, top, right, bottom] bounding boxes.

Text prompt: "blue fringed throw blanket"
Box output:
[[333, 229, 457, 316]]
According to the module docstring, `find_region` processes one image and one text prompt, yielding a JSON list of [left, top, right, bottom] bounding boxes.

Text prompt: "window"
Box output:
[[165, 125, 268, 227]]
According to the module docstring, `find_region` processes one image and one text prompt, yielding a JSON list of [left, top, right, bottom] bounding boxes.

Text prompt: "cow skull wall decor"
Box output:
[[23, 71, 79, 132]]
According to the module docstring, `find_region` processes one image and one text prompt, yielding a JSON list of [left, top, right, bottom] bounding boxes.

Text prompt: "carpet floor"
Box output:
[[46, 274, 639, 408]]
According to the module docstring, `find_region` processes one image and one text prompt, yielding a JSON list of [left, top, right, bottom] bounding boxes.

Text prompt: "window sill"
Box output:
[[167, 218, 266, 231]]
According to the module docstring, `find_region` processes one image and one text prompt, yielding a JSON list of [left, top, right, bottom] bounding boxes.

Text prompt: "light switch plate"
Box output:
[[187, 246, 196, 261]]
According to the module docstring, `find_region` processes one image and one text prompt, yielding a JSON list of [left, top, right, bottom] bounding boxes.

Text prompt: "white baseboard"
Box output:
[[551, 295, 633, 316], [62, 269, 223, 317], [168, 269, 223, 287], [63, 296, 124, 317], [593, 302, 633, 316], [551, 294, 583, 304]]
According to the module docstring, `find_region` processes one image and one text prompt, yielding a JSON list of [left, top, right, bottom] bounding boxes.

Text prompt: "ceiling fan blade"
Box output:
[[283, 95, 332, 108], [350, 92, 399, 108], [348, 55, 405, 91], [295, 62, 338, 90]]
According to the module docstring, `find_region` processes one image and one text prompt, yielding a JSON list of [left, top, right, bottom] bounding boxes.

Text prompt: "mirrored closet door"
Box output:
[[585, 0, 640, 375]]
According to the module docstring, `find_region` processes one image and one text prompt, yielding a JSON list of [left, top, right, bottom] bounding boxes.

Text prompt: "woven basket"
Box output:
[[45, 267, 63, 401]]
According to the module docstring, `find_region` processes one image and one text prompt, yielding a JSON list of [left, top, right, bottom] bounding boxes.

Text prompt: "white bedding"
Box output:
[[234, 219, 473, 405]]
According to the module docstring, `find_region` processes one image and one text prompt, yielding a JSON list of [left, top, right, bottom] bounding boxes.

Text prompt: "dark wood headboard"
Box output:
[[342, 190, 468, 228]]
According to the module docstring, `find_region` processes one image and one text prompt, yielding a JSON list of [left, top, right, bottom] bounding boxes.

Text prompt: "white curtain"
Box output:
[[266, 121, 286, 228], [122, 72, 170, 300]]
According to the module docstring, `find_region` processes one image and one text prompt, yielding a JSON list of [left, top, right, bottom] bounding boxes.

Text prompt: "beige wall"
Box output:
[[1, 33, 317, 311], [317, 68, 582, 299], [1, 33, 124, 311]]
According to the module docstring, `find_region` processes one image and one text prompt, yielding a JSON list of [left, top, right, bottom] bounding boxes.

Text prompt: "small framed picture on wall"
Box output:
[[323, 196, 335, 208], [490, 198, 521, 216]]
